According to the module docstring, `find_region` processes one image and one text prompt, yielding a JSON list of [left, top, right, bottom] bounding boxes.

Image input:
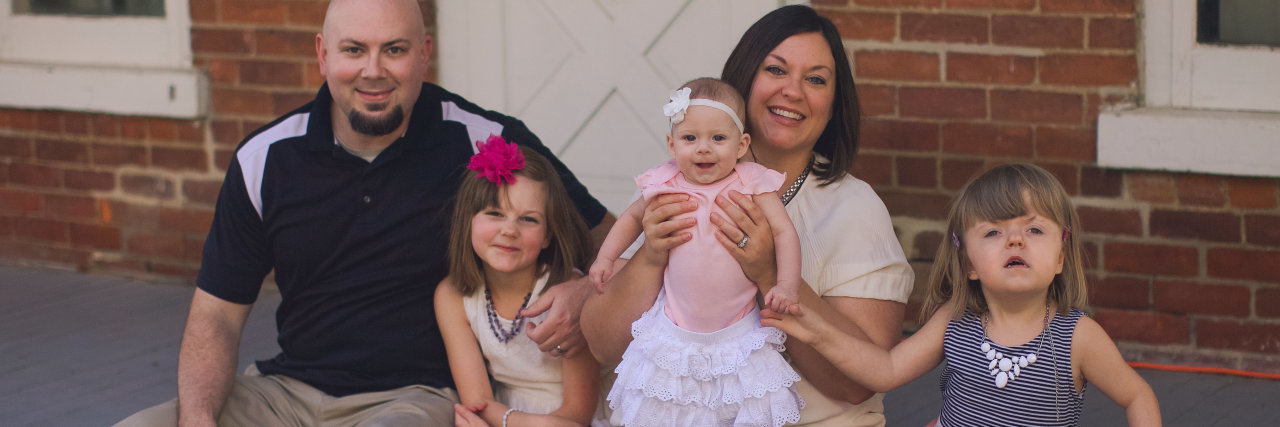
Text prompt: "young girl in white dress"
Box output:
[[762, 163, 1162, 426], [436, 136, 608, 426], [591, 78, 804, 427]]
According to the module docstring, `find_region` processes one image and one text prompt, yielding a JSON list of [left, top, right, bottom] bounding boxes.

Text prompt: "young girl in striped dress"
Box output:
[[762, 163, 1162, 426]]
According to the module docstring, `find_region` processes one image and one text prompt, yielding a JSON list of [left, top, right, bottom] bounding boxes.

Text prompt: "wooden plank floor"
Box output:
[[2, 264, 1278, 426]]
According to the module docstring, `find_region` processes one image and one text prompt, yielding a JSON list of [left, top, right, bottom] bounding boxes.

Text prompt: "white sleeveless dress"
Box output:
[[462, 274, 610, 426]]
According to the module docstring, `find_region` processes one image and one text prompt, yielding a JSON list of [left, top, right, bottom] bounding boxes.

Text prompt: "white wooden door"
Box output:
[[439, 0, 802, 212]]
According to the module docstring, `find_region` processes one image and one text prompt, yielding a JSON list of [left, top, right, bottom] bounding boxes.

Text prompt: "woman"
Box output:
[[582, 5, 914, 426]]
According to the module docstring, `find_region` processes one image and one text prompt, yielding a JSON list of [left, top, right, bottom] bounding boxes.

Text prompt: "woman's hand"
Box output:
[[635, 193, 697, 265], [453, 402, 490, 427], [711, 190, 778, 290]]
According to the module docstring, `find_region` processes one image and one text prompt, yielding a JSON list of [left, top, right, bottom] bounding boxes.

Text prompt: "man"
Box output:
[[117, 0, 613, 425]]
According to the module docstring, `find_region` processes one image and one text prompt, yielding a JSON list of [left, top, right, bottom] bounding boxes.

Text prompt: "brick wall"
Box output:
[[0, 0, 435, 280], [0, 0, 1275, 372], [816, 0, 1280, 372]]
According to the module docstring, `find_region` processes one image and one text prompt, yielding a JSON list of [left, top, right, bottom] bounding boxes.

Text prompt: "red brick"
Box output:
[[128, 233, 186, 257], [1034, 162, 1078, 195], [1105, 242, 1198, 277], [993, 15, 1084, 48], [826, 12, 897, 42], [35, 139, 89, 164], [212, 88, 275, 116], [255, 29, 316, 57], [92, 143, 148, 167], [147, 118, 178, 141], [64, 113, 91, 135], [204, 59, 240, 84], [304, 62, 325, 87], [901, 87, 986, 120], [189, 0, 216, 23], [121, 174, 176, 199], [1043, 0, 1134, 13], [86, 114, 120, 138], [896, 156, 937, 189], [1126, 172, 1176, 204], [215, 149, 236, 173], [9, 163, 61, 188], [191, 29, 252, 54], [881, 190, 952, 220], [120, 117, 148, 140], [1088, 275, 1148, 309], [288, 0, 328, 27], [13, 217, 68, 242], [1176, 174, 1227, 207], [941, 159, 985, 190], [946, 53, 1035, 84], [852, 153, 893, 186], [1258, 289, 1280, 318], [177, 120, 205, 144], [942, 123, 1032, 157], [273, 92, 317, 116], [185, 237, 207, 262], [1228, 178, 1278, 210], [1154, 281, 1250, 316], [1036, 127, 1094, 161], [1040, 54, 1137, 86], [1093, 309, 1189, 345], [991, 90, 1082, 125], [1197, 320, 1280, 353], [158, 209, 216, 235], [0, 216, 10, 237], [1207, 248, 1280, 282], [1246, 215, 1280, 246], [1150, 210, 1239, 243], [241, 60, 304, 86], [34, 110, 61, 132], [0, 135, 33, 158], [859, 85, 895, 116], [855, 50, 940, 81], [1090, 18, 1136, 49], [64, 170, 115, 191], [69, 223, 122, 250], [43, 194, 97, 220], [901, 14, 988, 44], [947, 0, 1034, 9], [861, 119, 940, 152], [914, 231, 943, 259], [0, 189, 41, 213], [221, 0, 287, 24], [2, 109, 39, 131], [152, 147, 208, 172], [183, 180, 223, 205], [211, 120, 244, 146], [853, 0, 942, 7], [1077, 206, 1141, 236]]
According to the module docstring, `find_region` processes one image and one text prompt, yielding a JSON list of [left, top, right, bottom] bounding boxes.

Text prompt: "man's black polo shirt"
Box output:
[[197, 82, 606, 397]]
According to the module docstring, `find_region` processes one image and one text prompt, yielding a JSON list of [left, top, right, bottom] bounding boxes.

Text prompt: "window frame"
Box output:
[[0, 0, 206, 118], [1097, 1, 1280, 178]]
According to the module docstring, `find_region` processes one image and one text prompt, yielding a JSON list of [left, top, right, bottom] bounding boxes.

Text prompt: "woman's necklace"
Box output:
[[780, 155, 814, 206], [980, 304, 1050, 389], [484, 287, 532, 344]]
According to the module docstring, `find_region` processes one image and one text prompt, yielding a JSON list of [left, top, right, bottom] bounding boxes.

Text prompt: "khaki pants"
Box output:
[[115, 366, 459, 427]]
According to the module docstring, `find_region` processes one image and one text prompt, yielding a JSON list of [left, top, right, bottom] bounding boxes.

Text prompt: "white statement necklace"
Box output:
[[980, 305, 1051, 389]]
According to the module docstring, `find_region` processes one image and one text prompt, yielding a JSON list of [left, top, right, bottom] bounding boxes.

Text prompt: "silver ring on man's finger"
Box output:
[[737, 235, 750, 248], [554, 345, 567, 356]]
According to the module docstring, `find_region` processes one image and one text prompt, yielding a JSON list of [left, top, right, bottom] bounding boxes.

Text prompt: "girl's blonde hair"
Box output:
[[447, 146, 592, 295], [921, 163, 1086, 321]]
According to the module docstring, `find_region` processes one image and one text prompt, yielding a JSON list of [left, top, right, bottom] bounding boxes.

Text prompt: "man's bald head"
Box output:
[[323, 0, 426, 40]]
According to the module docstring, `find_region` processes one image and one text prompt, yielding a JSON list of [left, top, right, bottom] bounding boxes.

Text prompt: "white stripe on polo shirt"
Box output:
[[238, 113, 310, 218]]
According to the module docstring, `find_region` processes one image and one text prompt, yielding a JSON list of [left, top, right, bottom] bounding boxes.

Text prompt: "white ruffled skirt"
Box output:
[[607, 294, 804, 426]]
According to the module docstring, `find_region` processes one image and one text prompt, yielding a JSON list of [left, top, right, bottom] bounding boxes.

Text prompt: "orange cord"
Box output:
[[1128, 361, 1280, 381]]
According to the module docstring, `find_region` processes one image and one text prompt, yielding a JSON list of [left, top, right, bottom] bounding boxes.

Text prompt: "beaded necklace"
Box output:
[[980, 304, 1061, 420], [780, 155, 814, 206], [484, 287, 532, 344]]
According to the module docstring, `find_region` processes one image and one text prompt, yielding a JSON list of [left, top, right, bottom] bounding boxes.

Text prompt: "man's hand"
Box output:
[[521, 275, 593, 358]]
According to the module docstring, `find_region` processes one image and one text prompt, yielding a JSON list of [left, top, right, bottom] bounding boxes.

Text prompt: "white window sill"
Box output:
[[1097, 107, 1280, 178], [0, 61, 206, 119]]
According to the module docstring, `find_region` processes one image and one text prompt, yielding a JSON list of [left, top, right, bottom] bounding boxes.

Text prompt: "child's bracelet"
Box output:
[[502, 408, 519, 427]]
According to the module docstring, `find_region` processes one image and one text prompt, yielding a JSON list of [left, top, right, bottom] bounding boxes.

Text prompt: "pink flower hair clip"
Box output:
[[468, 134, 525, 185]]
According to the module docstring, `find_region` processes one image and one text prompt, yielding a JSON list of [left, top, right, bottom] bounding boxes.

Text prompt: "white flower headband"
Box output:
[[662, 87, 744, 132]]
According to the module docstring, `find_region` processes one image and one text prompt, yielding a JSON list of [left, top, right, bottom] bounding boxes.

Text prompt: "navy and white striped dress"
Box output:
[[937, 308, 1086, 426]]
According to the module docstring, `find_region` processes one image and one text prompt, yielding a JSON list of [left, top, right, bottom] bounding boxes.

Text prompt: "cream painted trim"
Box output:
[[0, 0, 202, 118], [1097, 108, 1280, 178]]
